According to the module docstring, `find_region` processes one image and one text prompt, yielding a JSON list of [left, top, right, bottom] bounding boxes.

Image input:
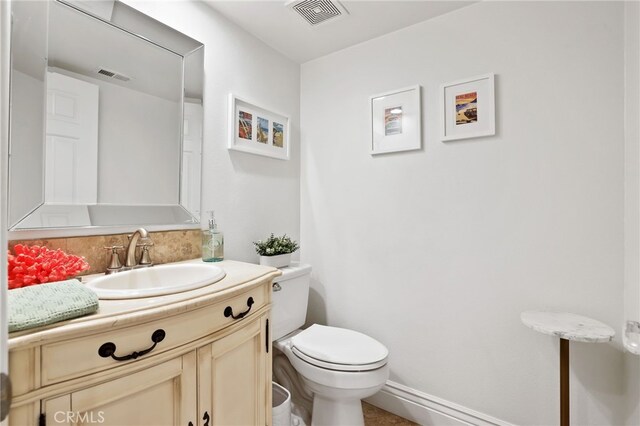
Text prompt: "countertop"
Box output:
[[8, 258, 280, 349]]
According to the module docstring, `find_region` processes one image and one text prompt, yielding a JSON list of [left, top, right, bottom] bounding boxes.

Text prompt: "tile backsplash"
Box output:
[[8, 229, 202, 276]]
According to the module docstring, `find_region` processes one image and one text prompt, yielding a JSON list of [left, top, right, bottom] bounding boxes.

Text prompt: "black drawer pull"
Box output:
[[98, 329, 166, 361], [203, 411, 210, 426], [224, 297, 254, 320]]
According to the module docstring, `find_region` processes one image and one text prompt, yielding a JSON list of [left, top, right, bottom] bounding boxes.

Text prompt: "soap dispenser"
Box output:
[[202, 211, 224, 262]]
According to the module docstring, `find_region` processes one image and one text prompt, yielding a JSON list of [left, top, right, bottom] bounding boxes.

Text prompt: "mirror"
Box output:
[[8, 0, 204, 232]]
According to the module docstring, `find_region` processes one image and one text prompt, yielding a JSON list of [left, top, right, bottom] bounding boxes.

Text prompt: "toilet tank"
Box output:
[[271, 263, 312, 341]]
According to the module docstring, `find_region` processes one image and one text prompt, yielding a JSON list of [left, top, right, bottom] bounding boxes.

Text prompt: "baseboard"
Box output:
[[365, 381, 514, 426]]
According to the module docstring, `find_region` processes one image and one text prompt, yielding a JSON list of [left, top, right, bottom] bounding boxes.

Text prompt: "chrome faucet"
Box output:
[[124, 228, 150, 269]]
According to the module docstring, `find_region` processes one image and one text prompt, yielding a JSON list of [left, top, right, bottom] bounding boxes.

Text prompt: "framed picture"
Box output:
[[369, 85, 421, 155], [228, 94, 290, 160], [440, 73, 495, 141]]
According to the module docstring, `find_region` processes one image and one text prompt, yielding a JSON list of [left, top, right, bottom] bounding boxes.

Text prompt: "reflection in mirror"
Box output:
[[8, 0, 204, 231]]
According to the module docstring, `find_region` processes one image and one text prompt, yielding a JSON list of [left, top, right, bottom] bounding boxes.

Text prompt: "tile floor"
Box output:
[[362, 402, 418, 425]]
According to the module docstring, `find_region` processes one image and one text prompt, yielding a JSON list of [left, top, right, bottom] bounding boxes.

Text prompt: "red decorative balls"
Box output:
[[7, 244, 90, 289]]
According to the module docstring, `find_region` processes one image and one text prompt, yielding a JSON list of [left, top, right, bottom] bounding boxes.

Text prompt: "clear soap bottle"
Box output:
[[202, 211, 224, 262]]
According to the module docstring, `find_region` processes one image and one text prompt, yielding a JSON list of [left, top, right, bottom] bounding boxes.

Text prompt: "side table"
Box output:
[[521, 311, 614, 426]]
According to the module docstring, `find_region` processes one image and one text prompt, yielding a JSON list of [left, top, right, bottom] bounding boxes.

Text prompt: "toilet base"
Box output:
[[311, 395, 364, 426], [302, 378, 384, 426]]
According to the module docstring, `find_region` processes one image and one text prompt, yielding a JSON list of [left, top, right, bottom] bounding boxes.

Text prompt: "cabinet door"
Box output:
[[198, 314, 270, 426], [42, 352, 197, 426]]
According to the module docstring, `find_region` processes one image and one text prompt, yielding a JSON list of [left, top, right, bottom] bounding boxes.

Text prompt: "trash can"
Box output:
[[272, 382, 292, 426]]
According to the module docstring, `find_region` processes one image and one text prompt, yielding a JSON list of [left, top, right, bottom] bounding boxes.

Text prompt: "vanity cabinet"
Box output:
[[198, 314, 270, 426], [42, 352, 197, 426], [7, 263, 278, 426]]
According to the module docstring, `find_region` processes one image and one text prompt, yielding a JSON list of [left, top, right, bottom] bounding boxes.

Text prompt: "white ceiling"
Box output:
[[205, 1, 476, 63]]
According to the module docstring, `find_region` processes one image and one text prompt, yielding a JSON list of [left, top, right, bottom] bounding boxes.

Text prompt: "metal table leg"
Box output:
[[560, 338, 569, 426]]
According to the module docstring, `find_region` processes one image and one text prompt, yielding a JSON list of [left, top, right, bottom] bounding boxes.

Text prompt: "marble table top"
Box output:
[[521, 311, 615, 343]]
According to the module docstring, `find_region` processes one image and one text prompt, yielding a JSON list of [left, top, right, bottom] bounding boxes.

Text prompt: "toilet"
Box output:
[[271, 263, 389, 426]]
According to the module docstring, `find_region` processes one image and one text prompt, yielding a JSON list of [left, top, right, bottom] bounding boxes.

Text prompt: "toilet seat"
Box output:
[[290, 324, 388, 372], [291, 347, 387, 371]]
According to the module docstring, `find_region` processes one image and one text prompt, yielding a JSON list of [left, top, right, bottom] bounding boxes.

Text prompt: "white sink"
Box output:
[[86, 263, 226, 299]]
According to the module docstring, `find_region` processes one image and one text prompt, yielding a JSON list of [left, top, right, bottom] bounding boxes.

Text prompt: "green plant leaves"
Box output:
[[253, 233, 299, 256]]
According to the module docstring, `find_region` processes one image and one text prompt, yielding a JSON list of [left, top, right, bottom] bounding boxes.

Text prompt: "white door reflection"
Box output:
[[45, 71, 99, 205], [182, 100, 202, 220]]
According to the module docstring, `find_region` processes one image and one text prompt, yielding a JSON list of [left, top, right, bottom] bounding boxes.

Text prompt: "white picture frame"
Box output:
[[441, 73, 495, 142], [228, 94, 290, 160], [369, 85, 421, 155]]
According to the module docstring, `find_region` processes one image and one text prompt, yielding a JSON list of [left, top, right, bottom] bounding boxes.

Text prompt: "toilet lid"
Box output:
[[291, 324, 388, 371]]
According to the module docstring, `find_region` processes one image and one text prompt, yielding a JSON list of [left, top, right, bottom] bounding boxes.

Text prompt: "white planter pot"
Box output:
[[259, 253, 291, 268]]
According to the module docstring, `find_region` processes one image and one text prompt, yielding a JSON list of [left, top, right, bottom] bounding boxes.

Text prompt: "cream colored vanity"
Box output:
[[7, 260, 279, 426]]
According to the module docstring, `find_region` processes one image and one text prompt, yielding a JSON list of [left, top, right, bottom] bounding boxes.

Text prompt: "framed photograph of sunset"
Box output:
[[441, 73, 495, 142]]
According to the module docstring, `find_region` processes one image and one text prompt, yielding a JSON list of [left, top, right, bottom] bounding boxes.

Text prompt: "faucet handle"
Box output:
[[139, 244, 153, 266], [103, 246, 124, 274]]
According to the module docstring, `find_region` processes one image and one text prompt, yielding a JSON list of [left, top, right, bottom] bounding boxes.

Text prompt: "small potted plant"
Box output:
[[253, 234, 299, 268]]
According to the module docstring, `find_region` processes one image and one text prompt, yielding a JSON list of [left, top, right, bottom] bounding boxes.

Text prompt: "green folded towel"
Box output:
[[8, 279, 99, 332]]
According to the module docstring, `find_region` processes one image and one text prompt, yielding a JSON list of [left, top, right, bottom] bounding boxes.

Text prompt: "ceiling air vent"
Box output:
[[286, 0, 348, 27], [96, 68, 131, 82], [97, 68, 115, 77]]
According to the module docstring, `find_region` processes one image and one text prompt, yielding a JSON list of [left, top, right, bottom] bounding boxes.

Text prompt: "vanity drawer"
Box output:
[[41, 284, 268, 386]]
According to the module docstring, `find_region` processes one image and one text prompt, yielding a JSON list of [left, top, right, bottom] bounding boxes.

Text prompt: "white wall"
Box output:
[[121, 1, 301, 262], [624, 1, 640, 423], [301, 2, 626, 424]]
